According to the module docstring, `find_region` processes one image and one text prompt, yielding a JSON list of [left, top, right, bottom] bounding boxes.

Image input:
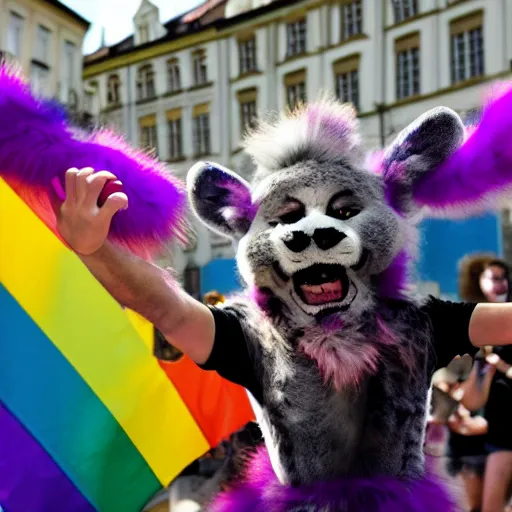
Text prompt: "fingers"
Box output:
[[486, 353, 500, 366], [75, 167, 94, 202], [64, 168, 79, 203], [84, 170, 118, 208], [100, 192, 129, 219]]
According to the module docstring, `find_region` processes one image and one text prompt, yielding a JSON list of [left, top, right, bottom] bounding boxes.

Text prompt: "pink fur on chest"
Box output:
[[299, 316, 405, 391]]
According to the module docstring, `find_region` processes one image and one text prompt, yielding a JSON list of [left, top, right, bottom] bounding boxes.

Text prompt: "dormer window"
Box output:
[[139, 23, 149, 44], [136, 64, 155, 101]]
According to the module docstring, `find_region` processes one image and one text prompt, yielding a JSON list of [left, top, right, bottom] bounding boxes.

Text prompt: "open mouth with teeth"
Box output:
[[293, 264, 349, 306]]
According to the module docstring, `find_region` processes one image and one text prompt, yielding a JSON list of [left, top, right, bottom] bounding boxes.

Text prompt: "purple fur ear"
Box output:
[[187, 161, 256, 239], [413, 82, 512, 217], [0, 62, 186, 258], [381, 107, 464, 216]]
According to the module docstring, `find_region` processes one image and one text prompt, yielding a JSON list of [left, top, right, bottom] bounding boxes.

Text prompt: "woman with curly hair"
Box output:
[[457, 254, 512, 512]]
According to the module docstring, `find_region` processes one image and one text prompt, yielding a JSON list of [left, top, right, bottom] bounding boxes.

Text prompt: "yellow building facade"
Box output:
[[0, 0, 89, 107]]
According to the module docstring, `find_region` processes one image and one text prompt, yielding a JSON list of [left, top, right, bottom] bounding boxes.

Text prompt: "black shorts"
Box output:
[[446, 455, 487, 478], [485, 443, 512, 455]]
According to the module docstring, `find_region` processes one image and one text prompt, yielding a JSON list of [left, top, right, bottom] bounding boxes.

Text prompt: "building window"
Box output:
[[7, 11, 24, 58], [167, 58, 181, 93], [238, 35, 257, 75], [139, 23, 149, 44], [237, 88, 258, 133], [167, 108, 183, 160], [333, 55, 360, 110], [31, 62, 49, 96], [341, 0, 363, 41], [60, 40, 76, 105], [392, 0, 418, 24], [184, 265, 201, 300], [31, 64, 48, 96], [450, 12, 484, 85], [35, 25, 51, 64], [139, 114, 158, 156], [284, 69, 306, 111], [137, 64, 156, 101], [286, 18, 307, 57], [107, 74, 121, 105], [395, 32, 420, 100], [192, 50, 208, 86], [193, 104, 211, 156]]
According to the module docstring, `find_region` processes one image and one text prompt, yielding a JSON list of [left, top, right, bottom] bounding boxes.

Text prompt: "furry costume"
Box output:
[[186, 85, 512, 512], [0, 63, 186, 257]]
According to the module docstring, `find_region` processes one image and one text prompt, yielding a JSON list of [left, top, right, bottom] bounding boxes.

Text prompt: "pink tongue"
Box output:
[[300, 280, 343, 305]]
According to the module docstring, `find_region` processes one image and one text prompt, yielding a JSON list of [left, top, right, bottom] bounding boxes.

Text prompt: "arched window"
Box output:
[[106, 74, 121, 105], [136, 64, 155, 101]]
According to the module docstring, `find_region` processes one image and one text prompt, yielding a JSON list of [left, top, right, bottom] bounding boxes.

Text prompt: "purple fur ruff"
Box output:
[[0, 63, 186, 255], [374, 250, 411, 299], [208, 447, 456, 512], [413, 81, 512, 216]]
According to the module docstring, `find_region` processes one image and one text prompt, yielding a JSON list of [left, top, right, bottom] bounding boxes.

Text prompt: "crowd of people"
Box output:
[[427, 255, 512, 512]]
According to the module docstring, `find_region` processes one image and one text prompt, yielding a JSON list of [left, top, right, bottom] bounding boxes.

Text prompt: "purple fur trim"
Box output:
[[208, 447, 456, 512], [306, 104, 357, 147], [248, 287, 285, 319], [413, 81, 512, 216], [374, 251, 410, 299], [318, 313, 344, 332], [220, 178, 257, 225], [0, 63, 186, 255]]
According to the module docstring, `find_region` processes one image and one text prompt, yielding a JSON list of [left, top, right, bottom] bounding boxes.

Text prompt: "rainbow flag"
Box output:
[[0, 178, 254, 512]]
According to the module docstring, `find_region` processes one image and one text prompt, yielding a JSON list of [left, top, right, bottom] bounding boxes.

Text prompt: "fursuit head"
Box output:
[[187, 86, 512, 512]]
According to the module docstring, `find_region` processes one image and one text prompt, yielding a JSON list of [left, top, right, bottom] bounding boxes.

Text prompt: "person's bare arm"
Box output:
[[79, 241, 215, 363], [470, 303, 512, 347], [459, 359, 497, 411], [54, 167, 215, 364]]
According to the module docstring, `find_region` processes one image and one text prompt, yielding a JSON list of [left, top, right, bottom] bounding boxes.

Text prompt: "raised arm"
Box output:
[[54, 167, 214, 364], [470, 302, 512, 348]]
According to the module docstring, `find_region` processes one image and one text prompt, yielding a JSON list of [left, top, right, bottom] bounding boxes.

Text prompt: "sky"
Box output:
[[60, 0, 203, 55]]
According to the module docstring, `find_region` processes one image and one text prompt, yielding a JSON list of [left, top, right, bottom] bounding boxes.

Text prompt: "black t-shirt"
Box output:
[[484, 345, 512, 448], [199, 296, 478, 403]]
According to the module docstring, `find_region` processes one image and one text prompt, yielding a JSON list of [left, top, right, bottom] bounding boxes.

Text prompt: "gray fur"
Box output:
[[186, 98, 465, 487]]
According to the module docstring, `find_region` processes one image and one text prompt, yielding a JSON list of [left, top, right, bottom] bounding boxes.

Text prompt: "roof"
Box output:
[[182, 0, 227, 23], [83, 0, 301, 67], [45, 0, 91, 28]]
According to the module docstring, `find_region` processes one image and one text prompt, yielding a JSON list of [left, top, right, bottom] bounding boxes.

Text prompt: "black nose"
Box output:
[[312, 228, 346, 250], [283, 231, 310, 253]]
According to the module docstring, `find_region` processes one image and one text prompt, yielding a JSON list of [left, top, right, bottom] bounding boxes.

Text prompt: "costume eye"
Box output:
[[332, 207, 360, 220], [269, 201, 306, 226], [279, 207, 305, 224]]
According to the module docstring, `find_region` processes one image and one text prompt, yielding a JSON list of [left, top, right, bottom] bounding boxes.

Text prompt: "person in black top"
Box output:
[[429, 353, 494, 512], [458, 256, 512, 512]]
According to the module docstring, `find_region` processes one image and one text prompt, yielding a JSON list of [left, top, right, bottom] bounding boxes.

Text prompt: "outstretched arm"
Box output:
[[470, 303, 512, 348], [54, 167, 215, 364]]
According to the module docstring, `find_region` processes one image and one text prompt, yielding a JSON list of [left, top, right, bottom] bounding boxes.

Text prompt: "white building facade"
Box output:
[[0, 0, 90, 109], [83, 0, 512, 299]]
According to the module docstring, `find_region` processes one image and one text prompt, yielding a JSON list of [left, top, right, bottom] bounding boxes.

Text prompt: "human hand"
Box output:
[[53, 167, 128, 255], [448, 406, 488, 436]]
